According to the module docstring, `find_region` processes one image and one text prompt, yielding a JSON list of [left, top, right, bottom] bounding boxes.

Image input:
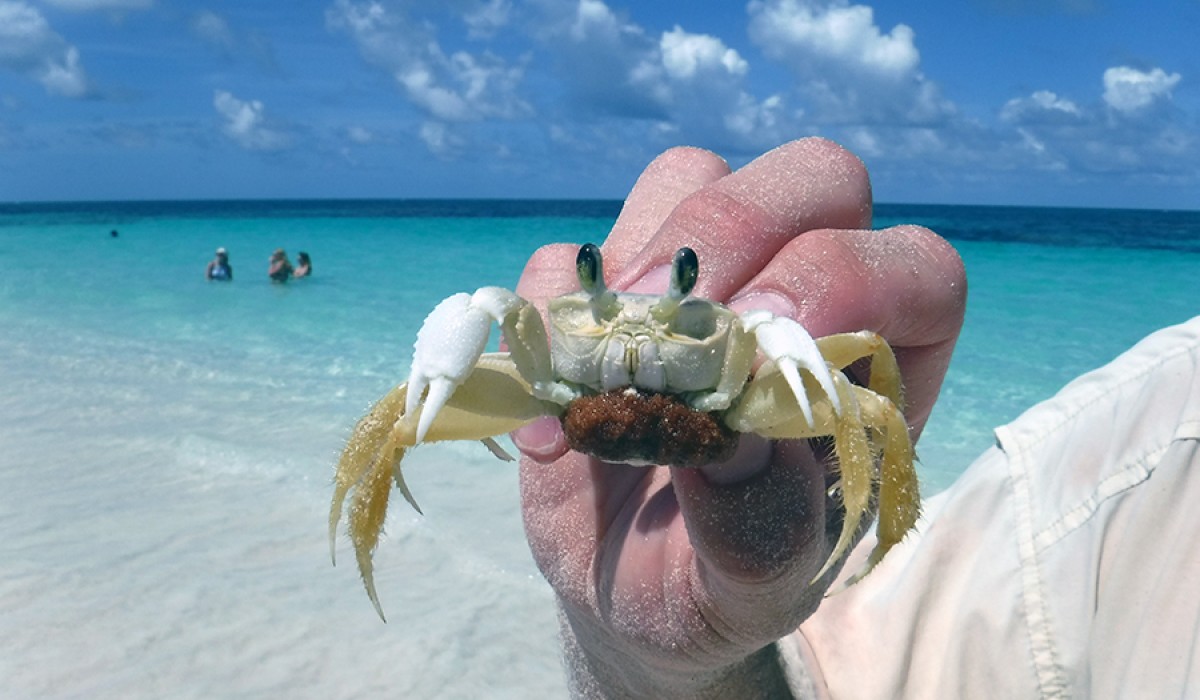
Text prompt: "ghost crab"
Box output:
[[331, 243, 919, 620]]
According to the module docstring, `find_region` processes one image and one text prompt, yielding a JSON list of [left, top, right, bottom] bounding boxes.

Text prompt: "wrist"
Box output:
[[557, 602, 800, 699]]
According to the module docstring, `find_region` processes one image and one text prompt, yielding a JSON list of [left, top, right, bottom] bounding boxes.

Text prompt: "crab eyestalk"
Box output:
[[651, 247, 699, 320], [577, 243, 619, 320]]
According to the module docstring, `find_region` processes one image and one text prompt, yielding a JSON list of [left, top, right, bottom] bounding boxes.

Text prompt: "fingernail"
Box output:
[[625, 265, 671, 293], [511, 416, 568, 464], [728, 291, 796, 318]]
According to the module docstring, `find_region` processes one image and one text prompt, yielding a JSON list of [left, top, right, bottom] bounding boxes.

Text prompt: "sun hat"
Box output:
[[216, 247, 227, 255]]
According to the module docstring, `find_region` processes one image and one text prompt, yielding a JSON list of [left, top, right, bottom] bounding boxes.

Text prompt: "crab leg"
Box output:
[[815, 332, 917, 583], [816, 331, 904, 411], [815, 371, 873, 582], [331, 354, 557, 621], [841, 383, 918, 586]]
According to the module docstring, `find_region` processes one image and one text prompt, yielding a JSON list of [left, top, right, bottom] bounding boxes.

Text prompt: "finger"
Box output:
[[600, 147, 731, 273], [513, 242, 580, 309], [612, 138, 873, 300], [669, 439, 832, 640], [727, 225, 967, 437], [510, 244, 580, 463]]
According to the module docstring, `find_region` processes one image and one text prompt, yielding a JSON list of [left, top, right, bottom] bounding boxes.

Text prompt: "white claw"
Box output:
[[406, 289, 518, 442], [777, 360, 815, 428], [415, 379, 456, 443], [742, 311, 842, 425]]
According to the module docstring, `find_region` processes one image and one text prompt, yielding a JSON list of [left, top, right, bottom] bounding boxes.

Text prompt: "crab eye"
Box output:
[[577, 243, 604, 295], [670, 247, 699, 299]]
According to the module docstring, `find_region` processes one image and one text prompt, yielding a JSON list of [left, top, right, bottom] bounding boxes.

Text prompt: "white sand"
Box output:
[[0, 325, 567, 699]]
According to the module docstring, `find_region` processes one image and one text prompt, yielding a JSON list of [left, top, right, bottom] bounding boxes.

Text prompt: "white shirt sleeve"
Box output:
[[792, 315, 1200, 699]]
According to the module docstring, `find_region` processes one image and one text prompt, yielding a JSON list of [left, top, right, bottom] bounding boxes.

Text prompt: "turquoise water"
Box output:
[[1, 200, 1197, 697]]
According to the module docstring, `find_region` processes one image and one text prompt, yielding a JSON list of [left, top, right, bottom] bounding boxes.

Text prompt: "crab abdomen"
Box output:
[[561, 388, 739, 466]]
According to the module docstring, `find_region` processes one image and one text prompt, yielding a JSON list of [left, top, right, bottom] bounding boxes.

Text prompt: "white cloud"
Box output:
[[570, 0, 625, 43], [842, 126, 880, 157], [0, 0, 90, 97], [37, 45, 87, 96], [326, 0, 530, 125], [991, 67, 1195, 179], [1000, 90, 1081, 123], [533, 1, 786, 151], [418, 120, 465, 155], [626, 25, 750, 96], [749, 0, 918, 78], [652, 27, 792, 150], [659, 25, 747, 80], [723, 92, 786, 139], [212, 90, 288, 151], [541, 0, 664, 118], [1102, 66, 1181, 113], [747, 0, 952, 125]]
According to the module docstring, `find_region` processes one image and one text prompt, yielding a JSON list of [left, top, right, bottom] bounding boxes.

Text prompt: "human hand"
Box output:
[[513, 138, 966, 697]]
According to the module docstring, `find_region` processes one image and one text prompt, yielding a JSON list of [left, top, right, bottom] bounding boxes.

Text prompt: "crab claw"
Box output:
[[741, 311, 842, 426], [405, 287, 527, 441]]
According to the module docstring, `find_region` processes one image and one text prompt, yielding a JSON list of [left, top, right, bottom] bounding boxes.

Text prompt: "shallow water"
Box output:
[[1, 201, 1196, 697]]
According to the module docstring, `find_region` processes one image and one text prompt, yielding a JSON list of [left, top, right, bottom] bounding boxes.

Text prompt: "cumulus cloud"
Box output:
[[0, 0, 90, 97], [747, 0, 952, 125], [212, 90, 288, 151], [326, 0, 530, 124], [534, 1, 787, 151], [749, 0, 918, 77], [542, 0, 666, 118], [1000, 90, 1081, 124], [659, 26, 747, 80], [1102, 66, 1181, 113], [994, 65, 1195, 179], [647, 26, 787, 149], [625, 25, 752, 100], [568, 0, 626, 43]]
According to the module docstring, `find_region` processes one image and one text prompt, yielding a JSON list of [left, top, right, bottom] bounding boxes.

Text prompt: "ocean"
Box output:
[[1, 200, 1197, 698]]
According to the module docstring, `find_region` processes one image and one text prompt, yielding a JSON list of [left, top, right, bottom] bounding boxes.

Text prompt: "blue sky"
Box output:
[[1, 0, 1197, 208]]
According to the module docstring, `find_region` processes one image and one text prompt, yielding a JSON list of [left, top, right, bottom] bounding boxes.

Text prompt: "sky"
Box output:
[[1, 0, 1197, 209]]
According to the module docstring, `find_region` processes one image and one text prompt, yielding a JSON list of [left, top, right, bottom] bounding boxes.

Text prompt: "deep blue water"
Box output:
[[876, 203, 1200, 253], [0, 198, 625, 225], [5, 198, 1196, 251]]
